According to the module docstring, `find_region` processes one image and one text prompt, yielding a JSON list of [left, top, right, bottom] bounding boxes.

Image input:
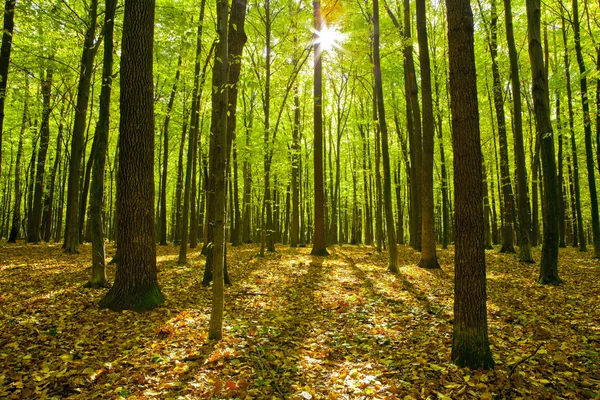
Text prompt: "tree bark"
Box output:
[[8, 76, 27, 243], [99, 0, 164, 311], [526, 0, 561, 284], [416, 0, 439, 268], [311, 0, 328, 256], [446, 0, 494, 369]]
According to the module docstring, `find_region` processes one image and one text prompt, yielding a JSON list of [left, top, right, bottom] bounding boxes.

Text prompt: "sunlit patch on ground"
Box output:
[[0, 241, 598, 398]]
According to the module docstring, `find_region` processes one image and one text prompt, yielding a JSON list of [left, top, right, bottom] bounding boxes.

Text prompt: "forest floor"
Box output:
[[0, 241, 599, 399]]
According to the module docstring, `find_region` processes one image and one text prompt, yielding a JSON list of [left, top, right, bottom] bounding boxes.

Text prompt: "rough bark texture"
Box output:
[[446, 0, 494, 370], [525, 0, 561, 285], [311, 0, 328, 256], [208, 0, 229, 341], [99, 0, 164, 311]]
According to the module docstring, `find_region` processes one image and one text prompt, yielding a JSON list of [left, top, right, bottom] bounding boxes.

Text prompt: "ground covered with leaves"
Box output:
[[0, 241, 599, 399]]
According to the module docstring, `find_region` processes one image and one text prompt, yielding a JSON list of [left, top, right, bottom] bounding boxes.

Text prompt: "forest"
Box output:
[[0, 0, 599, 397]]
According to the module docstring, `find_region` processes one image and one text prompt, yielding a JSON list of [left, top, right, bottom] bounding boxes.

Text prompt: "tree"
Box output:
[[504, 0, 533, 262], [99, 0, 164, 311], [63, 0, 99, 254], [311, 0, 328, 257], [0, 0, 15, 178], [208, 0, 229, 341], [525, 0, 561, 285], [87, 0, 116, 289], [27, 69, 52, 243], [373, 0, 398, 273], [416, 0, 439, 269], [446, 0, 494, 370]]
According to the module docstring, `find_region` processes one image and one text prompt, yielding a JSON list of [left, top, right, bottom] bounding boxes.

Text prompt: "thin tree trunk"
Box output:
[[0, 0, 15, 178]]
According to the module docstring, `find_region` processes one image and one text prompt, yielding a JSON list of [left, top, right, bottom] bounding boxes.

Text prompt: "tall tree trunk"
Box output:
[[87, 0, 115, 289], [242, 91, 254, 244], [290, 83, 301, 247], [64, 0, 99, 253], [174, 103, 188, 245], [8, 76, 27, 243], [310, 0, 328, 256], [416, 0, 439, 268], [504, 0, 533, 261], [561, 15, 586, 251], [208, 0, 229, 341], [42, 117, 63, 242], [572, 0, 600, 258], [446, 0, 494, 370], [159, 53, 182, 245], [179, 0, 206, 263], [525, 0, 561, 284], [373, 0, 398, 272], [28, 69, 53, 243], [99, 0, 164, 311], [487, 0, 516, 254], [0, 0, 15, 177], [403, 0, 422, 251]]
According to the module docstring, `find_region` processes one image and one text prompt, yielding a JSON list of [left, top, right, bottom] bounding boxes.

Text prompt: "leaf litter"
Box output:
[[0, 242, 599, 399]]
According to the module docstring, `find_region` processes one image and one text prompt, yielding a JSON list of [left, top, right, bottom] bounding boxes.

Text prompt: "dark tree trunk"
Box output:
[[179, 0, 206, 263], [373, 0, 398, 272], [8, 78, 28, 243], [504, 0, 533, 261], [159, 53, 182, 245], [0, 0, 15, 178], [42, 119, 62, 242], [446, 0, 494, 370], [99, 0, 164, 311], [311, 0, 328, 256], [174, 104, 188, 245], [562, 15, 585, 250], [207, 0, 229, 341], [525, 0, 561, 284], [242, 91, 254, 244], [87, 0, 115, 289], [572, 0, 600, 258], [64, 0, 99, 253], [28, 69, 53, 243], [290, 84, 301, 247], [416, 0, 439, 268]]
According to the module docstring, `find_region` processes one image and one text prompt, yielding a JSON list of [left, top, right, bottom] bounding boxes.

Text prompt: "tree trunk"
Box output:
[[0, 0, 15, 178], [561, 15, 585, 250], [207, 0, 229, 341], [87, 0, 115, 289], [525, 0, 561, 284], [174, 103, 188, 245], [310, 0, 328, 256], [416, 0, 439, 268], [179, 0, 206, 263], [446, 0, 494, 369], [64, 0, 99, 253], [28, 69, 53, 243], [572, 0, 600, 258], [504, 0, 533, 261], [159, 53, 182, 245], [242, 91, 254, 243], [8, 77, 28, 243], [373, 0, 398, 271], [42, 117, 63, 242], [99, 0, 164, 311]]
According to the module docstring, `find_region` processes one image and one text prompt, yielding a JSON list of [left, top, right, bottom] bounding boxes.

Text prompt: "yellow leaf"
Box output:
[[60, 354, 73, 362], [13, 381, 23, 388], [82, 367, 95, 375]]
